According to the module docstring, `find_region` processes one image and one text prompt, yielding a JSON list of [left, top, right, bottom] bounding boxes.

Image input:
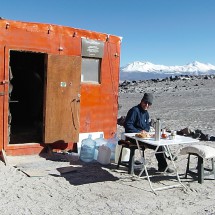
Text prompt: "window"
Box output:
[[81, 58, 101, 83], [81, 38, 104, 83]]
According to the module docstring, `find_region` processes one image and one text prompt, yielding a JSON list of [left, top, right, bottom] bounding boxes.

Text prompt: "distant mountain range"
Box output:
[[120, 61, 215, 80]]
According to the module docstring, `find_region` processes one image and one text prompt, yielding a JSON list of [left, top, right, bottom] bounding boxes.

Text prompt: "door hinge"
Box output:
[[0, 80, 9, 85]]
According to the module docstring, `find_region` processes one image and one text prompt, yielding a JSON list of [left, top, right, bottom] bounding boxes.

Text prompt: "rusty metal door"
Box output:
[[44, 55, 81, 143]]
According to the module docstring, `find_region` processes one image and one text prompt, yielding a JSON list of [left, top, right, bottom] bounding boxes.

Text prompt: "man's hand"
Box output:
[[141, 130, 147, 134]]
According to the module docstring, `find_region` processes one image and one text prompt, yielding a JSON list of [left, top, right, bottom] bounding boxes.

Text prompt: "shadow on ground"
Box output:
[[50, 161, 119, 185]]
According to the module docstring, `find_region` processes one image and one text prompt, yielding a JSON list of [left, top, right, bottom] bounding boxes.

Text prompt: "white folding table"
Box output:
[[124, 133, 199, 194]]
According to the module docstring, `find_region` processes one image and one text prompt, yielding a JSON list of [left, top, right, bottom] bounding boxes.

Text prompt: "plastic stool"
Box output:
[[117, 139, 144, 174], [180, 145, 215, 184]]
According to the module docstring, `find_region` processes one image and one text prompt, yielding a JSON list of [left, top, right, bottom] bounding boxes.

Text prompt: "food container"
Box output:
[[170, 130, 176, 139], [97, 145, 111, 165]]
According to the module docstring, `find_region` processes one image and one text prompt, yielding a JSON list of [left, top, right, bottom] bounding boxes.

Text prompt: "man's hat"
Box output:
[[141, 93, 153, 104]]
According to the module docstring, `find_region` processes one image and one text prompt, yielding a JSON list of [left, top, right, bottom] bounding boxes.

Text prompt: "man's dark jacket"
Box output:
[[124, 104, 150, 133]]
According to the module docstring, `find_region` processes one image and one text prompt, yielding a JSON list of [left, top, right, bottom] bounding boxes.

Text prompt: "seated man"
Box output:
[[124, 93, 173, 173]]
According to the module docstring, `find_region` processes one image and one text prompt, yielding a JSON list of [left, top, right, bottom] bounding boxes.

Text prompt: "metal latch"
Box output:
[[0, 80, 9, 85], [0, 92, 6, 96]]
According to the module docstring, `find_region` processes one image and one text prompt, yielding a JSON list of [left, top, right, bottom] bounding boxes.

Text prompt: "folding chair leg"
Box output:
[[197, 156, 204, 184], [185, 154, 191, 179], [212, 158, 215, 179], [117, 145, 123, 169], [128, 148, 135, 174]]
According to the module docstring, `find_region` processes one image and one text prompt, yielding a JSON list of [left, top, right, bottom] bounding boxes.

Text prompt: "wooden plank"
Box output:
[[19, 169, 47, 177], [56, 165, 77, 174], [44, 55, 81, 143], [1, 149, 8, 165]]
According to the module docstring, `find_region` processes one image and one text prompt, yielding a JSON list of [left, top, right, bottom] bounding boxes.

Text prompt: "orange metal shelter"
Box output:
[[0, 19, 121, 155]]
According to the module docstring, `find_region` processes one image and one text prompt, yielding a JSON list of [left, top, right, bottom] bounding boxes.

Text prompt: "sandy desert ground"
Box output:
[[1, 75, 215, 215]]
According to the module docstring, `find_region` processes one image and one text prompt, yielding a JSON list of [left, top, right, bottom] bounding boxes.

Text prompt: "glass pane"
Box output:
[[81, 58, 100, 83]]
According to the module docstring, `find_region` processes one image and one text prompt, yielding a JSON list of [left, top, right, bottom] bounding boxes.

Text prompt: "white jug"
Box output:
[[97, 145, 111, 165]]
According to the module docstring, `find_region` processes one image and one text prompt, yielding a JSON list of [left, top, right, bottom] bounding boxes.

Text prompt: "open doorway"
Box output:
[[9, 51, 45, 144]]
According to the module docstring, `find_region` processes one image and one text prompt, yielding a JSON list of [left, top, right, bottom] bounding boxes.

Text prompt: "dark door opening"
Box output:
[[9, 51, 45, 144]]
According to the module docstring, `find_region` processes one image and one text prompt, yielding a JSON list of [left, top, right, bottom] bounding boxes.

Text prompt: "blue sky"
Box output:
[[1, 0, 215, 66]]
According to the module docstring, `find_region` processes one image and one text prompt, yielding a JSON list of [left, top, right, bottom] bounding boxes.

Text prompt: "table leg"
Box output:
[[165, 145, 187, 189], [137, 143, 187, 193], [134, 139, 158, 194]]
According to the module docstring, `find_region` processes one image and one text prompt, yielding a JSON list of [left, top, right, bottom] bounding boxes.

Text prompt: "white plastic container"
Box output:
[[97, 145, 111, 165], [106, 133, 118, 162], [114, 144, 130, 163], [114, 132, 130, 163], [77, 132, 104, 155], [80, 134, 96, 162], [94, 134, 108, 160]]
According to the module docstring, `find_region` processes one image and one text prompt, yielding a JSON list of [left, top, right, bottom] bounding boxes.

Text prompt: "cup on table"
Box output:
[[161, 129, 168, 139], [169, 130, 176, 139]]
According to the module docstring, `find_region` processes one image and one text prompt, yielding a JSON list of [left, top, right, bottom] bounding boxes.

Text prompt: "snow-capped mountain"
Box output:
[[120, 61, 215, 80]]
